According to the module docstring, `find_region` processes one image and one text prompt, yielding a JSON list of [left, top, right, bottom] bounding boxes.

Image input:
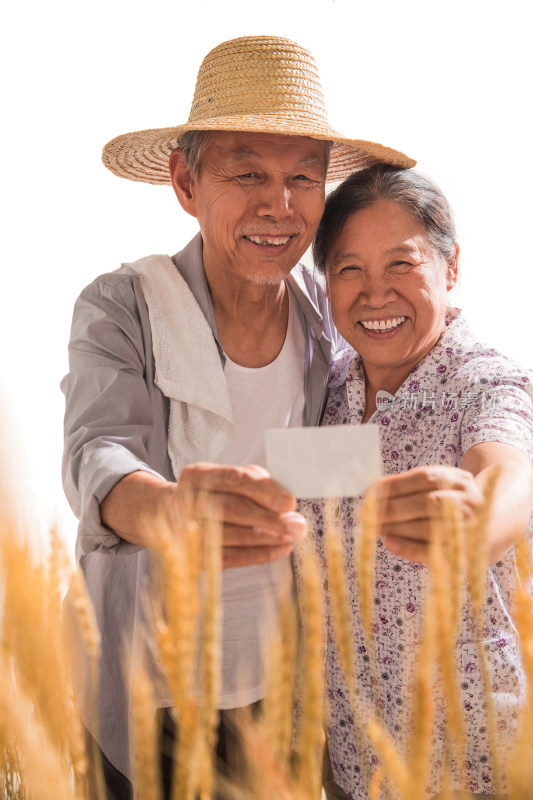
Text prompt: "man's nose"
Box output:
[[255, 179, 293, 218]]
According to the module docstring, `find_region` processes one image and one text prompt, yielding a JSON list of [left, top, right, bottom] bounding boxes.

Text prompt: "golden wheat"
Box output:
[[2, 450, 533, 800], [130, 662, 162, 800], [292, 540, 325, 800]]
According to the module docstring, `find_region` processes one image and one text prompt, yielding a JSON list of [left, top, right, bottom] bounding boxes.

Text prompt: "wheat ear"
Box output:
[[367, 716, 409, 800], [293, 540, 325, 800], [506, 542, 533, 799], [429, 500, 466, 789], [155, 518, 201, 800], [324, 501, 354, 694], [197, 508, 222, 800], [465, 467, 502, 795], [356, 487, 379, 642], [262, 586, 298, 768], [406, 590, 437, 800], [368, 766, 382, 800], [131, 662, 162, 800]]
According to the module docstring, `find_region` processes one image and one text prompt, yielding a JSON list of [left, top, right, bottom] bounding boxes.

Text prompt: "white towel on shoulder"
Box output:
[[127, 254, 234, 479]]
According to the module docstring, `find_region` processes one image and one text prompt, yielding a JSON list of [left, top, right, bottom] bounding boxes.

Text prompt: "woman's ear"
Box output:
[[446, 242, 460, 291], [169, 149, 198, 218]]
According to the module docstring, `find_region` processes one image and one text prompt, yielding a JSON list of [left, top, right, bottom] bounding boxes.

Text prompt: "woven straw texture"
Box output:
[[102, 36, 416, 184]]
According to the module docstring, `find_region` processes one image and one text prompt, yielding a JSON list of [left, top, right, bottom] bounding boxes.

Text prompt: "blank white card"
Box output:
[[265, 424, 382, 499]]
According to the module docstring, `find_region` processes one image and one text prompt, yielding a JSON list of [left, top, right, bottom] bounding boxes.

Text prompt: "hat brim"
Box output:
[[102, 115, 416, 185]]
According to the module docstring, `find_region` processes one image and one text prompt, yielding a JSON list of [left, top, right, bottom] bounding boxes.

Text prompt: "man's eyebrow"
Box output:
[[225, 149, 326, 171], [226, 147, 263, 161]]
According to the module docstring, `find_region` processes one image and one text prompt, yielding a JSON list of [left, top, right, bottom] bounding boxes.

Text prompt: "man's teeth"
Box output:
[[245, 235, 290, 246], [360, 316, 406, 331]]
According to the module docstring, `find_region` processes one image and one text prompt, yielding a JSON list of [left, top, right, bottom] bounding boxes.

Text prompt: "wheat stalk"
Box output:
[[293, 540, 325, 800], [506, 542, 533, 799], [356, 488, 379, 643], [197, 509, 222, 800], [324, 501, 355, 694], [367, 715, 409, 800], [428, 502, 466, 790], [262, 588, 298, 768], [465, 469, 502, 796], [130, 662, 162, 800]]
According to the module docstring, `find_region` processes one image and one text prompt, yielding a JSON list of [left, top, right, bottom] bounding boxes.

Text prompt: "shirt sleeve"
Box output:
[[458, 355, 533, 461], [61, 274, 168, 557]]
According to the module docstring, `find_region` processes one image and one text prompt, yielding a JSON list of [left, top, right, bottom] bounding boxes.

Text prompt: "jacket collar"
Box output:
[[172, 232, 329, 345]]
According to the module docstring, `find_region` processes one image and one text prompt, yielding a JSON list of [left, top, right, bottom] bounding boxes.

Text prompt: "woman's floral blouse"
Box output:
[[298, 308, 533, 798]]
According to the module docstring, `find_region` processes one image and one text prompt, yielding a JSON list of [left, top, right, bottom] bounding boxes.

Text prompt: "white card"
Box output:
[[265, 424, 382, 499]]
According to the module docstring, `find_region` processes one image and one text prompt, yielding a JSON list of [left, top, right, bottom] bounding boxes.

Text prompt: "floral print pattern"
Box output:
[[298, 308, 533, 798]]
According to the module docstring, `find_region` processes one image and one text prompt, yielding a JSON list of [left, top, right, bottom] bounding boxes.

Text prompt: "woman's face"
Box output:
[[326, 199, 458, 379]]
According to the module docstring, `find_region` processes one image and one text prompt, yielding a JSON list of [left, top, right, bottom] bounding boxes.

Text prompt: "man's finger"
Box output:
[[179, 462, 295, 512], [222, 542, 294, 570], [189, 490, 306, 538], [215, 516, 307, 547]]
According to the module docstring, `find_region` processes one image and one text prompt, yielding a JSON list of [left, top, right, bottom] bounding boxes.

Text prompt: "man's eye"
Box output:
[[293, 174, 316, 183], [237, 172, 259, 180]]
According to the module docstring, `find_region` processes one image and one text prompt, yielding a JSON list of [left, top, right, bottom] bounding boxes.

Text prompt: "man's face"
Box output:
[[175, 131, 328, 286]]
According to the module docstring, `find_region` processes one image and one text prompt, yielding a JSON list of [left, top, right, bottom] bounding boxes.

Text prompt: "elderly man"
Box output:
[[62, 35, 414, 799]]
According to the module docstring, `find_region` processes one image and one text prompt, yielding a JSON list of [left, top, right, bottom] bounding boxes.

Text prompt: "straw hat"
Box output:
[[102, 35, 416, 185]]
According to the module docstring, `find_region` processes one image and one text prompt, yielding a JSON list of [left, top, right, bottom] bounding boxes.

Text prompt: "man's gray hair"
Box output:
[[176, 130, 215, 177], [176, 130, 332, 178]]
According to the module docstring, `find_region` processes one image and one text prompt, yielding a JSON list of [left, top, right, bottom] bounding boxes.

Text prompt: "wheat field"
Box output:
[[1, 467, 533, 799]]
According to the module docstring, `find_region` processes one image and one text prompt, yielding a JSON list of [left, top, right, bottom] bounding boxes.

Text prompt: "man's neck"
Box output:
[[206, 273, 289, 368]]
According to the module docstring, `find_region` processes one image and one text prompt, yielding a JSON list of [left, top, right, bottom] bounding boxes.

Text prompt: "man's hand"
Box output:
[[370, 465, 485, 566], [101, 464, 307, 569]]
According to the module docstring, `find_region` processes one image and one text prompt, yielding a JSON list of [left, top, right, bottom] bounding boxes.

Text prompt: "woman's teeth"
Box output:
[[360, 316, 406, 331]]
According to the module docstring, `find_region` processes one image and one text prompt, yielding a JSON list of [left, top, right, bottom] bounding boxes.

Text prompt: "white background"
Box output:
[[2, 0, 531, 552]]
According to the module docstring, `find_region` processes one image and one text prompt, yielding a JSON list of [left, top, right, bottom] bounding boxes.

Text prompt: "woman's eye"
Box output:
[[339, 265, 361, 275], [389, 261, 412, 272]]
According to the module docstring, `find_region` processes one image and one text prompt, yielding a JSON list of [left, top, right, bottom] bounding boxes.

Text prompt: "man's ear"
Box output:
[[169, 149, 198, 218], [446, 242, 459, 291]]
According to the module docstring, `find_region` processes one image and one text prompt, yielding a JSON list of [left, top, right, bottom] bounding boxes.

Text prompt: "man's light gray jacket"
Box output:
[[61, 232, 346, 779]]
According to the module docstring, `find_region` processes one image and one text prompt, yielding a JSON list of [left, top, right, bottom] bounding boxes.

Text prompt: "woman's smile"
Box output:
[[358, 316, 407, 335]]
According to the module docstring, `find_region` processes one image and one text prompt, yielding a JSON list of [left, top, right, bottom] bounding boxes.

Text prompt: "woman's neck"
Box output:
[[362, 365, 412, 423]]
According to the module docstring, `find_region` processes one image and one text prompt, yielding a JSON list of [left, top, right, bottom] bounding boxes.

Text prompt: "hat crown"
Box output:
[[187, 35, 330, 127]]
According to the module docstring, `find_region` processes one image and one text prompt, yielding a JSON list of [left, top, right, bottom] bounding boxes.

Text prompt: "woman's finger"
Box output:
[[376, 466, 474, 499], [382, 535, 431, 566]]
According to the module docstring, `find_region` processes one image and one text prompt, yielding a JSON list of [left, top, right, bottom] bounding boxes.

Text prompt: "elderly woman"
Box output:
[[308, 165, 533, 799]]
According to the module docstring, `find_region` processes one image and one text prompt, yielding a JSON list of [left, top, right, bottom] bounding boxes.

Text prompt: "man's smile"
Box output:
[[243, 234, 292, 246]]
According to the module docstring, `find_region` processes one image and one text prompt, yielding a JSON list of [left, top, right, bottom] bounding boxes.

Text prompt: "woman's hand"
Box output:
[[371, 465, 485, 566], [367, 442, 533, 567]]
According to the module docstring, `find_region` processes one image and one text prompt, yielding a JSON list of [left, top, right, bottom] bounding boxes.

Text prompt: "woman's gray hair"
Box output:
[[313, 164, 457, 272], [176, 130, 215, 177]]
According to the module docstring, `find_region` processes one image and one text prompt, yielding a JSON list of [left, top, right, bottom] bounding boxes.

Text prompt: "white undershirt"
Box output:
[[215, 290, 306, 708]]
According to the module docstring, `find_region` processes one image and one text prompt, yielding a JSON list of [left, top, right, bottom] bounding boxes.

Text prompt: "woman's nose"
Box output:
[[360, 274, 397, 306]]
